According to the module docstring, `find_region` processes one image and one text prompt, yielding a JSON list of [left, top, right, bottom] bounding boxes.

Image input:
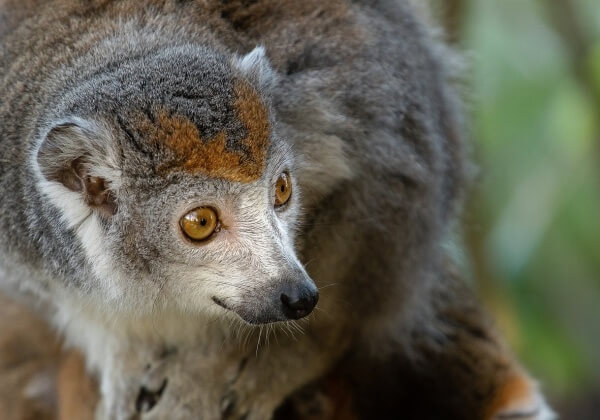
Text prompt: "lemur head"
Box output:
[[33, 46, 318, 325]]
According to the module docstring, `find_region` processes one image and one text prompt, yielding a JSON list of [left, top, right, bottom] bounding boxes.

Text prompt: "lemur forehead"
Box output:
[[138, 79, 270, 182]]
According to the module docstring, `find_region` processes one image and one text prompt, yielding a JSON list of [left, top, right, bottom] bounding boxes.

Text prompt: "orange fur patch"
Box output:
[[484, 370, 537, 420], [322, 375, 358, 420], [57, 351, 98, 420], [142, 80, 270, 182], [232, 80, 271, 178], [0, 294, 62, 420]]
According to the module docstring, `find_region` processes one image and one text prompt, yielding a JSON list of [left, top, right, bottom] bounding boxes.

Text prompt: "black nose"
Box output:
[[280, 287, 319, 320]]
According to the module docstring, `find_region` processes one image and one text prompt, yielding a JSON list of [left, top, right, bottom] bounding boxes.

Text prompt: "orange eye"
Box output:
[[275, 172, 292, 207], [180, 207, 218, 242]]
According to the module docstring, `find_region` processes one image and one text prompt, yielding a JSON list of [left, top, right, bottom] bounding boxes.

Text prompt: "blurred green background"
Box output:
[[431, 0, 600, 417]]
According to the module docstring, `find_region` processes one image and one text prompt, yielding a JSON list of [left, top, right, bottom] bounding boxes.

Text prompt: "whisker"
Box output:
[[318, 282, 339, 290]]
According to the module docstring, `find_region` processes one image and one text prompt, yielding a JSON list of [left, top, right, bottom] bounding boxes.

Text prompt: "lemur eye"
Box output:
[[180, 207, 219, 242], [275, 172, 292, 207]]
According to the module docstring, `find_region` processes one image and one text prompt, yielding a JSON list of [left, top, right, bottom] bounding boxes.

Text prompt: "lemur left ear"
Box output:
[[36, 117, 120, 218], [232, 46, 277, 93]]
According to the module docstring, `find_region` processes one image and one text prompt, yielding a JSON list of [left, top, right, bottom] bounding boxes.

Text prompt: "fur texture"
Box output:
[[0, 0, 552, 419]]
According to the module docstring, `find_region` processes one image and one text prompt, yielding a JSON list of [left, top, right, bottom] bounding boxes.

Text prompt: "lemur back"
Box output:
[[0, 1, 552, 419]]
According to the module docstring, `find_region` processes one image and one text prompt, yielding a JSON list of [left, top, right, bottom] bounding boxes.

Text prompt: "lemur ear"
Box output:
[[232, 46, 277, 92], [36, 118, 120, 217]]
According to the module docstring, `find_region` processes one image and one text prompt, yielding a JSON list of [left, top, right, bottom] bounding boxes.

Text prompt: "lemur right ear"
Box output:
[[36, 118, 121, 217], [232, 46, 277, 93]]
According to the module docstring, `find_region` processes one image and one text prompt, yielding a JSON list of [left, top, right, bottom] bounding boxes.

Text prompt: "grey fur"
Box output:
[[0, 1, 552, 419]]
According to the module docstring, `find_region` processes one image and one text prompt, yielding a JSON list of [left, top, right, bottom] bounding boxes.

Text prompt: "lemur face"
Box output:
[[33, 47, 318, 324], [116, 143, 317, 325]]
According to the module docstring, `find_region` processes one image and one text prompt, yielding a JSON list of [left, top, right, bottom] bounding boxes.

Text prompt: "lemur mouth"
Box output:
[[212, 296, 230, 311], [211, 296, 280, 325]]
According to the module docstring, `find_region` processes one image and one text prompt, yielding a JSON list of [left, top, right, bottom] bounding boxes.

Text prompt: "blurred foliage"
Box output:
[[433, 0, 600, 415]]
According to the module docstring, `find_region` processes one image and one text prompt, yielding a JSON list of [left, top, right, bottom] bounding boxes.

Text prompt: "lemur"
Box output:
[[0, 0, 553, 419]]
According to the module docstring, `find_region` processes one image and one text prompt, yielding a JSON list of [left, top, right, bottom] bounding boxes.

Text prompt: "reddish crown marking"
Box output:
[[138, 80, 270, 182]]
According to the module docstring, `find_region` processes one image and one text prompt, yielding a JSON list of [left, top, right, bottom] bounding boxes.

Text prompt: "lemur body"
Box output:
[[0, 1, 552, 419]]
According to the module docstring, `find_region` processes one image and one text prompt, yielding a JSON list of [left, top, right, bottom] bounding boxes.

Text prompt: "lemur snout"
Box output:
[[280, 284, 319, 320]]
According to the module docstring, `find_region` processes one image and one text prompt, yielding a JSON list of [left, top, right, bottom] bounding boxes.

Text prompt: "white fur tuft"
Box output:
[[237, 46, 267, 73], [232, 45, 276, 92]]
